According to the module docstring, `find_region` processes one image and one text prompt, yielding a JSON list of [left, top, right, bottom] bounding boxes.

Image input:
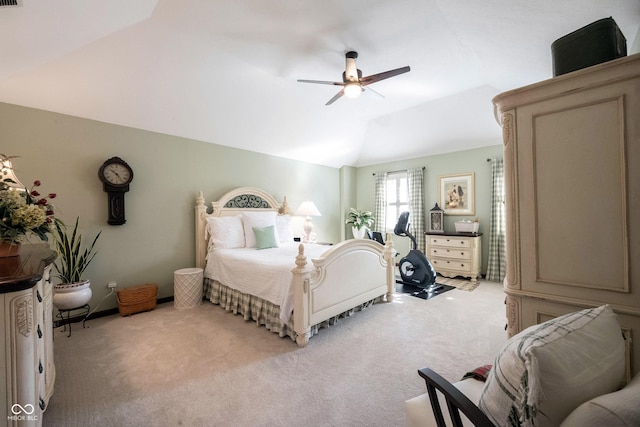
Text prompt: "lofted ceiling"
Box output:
[[0, 0, 638, 168]]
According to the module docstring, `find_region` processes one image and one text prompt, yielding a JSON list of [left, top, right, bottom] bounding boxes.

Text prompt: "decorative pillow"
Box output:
[[253, 225, 279, 250], [241, 211, 278, 248], [479, 305, 625, 427], [560, 371, 640, 427], [206, 215, 245, 249], [275, 214, 294, 244]]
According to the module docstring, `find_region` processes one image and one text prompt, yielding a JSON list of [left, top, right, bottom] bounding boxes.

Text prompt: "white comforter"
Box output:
[[204, 243, 330, 322]]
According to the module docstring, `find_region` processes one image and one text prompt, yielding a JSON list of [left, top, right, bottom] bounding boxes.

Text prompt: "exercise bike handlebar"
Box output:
[[394, 211, 418, 250]]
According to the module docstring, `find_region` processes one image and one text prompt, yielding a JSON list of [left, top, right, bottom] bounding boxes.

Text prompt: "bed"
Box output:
[[195, 187, 395, 347]]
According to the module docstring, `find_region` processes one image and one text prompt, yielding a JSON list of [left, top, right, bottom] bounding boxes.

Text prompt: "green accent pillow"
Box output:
[[253, 225, 279, 250]]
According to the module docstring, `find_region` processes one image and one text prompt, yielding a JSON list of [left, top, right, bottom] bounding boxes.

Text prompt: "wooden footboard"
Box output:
[[291, 236, 395, 347]]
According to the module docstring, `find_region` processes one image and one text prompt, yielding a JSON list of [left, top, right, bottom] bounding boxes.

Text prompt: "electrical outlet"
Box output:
[[107, 281, 117, 289]]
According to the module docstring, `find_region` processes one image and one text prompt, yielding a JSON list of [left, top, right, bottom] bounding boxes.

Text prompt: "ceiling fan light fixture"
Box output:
[[344, 83, 362, 99]]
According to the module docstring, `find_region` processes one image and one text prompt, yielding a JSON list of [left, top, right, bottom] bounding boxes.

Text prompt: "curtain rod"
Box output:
[[373, 166, 425, 176]]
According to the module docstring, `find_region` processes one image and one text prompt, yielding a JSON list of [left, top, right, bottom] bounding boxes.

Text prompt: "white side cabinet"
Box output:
[[426, 233, 482, 282], [1, 246, 56, 427]]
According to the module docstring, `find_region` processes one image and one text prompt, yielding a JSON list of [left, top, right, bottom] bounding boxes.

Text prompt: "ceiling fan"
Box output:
[[297, 51, 410, 105]]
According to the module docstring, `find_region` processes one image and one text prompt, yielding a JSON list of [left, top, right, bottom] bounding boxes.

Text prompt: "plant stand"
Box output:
[[55, 304, 90, 337]]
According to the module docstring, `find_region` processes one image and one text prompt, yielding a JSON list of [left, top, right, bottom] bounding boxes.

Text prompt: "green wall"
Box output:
[[355, 145, 504, 274], [2, 101, 503, 312], [1, 102, 340, 310]]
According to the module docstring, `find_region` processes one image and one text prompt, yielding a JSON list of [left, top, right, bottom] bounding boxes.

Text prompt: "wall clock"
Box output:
[[98, 157, 133, 225]]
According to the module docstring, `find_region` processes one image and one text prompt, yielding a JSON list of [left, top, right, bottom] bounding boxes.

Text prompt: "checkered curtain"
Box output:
[[486, 158, 506, 282], [373, 172, 387, 234], [407, 168, 425, 253]]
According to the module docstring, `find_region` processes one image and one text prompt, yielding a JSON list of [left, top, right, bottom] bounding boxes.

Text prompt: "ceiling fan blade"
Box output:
[[363, 85, 385, 99], [297, 79, 345, 86], [360, 66, 410, 85], [326, 89, 345, 106]]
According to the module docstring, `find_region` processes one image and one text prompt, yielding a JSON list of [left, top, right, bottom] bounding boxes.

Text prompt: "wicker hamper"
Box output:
[[117, 283, 158, 316]]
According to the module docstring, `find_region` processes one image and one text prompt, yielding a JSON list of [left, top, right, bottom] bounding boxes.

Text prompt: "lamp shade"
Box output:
[[1, 159, 25, 189], [295, 201, 321, 217]]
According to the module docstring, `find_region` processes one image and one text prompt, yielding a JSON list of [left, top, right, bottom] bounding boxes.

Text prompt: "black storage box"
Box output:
[[551, 17, 626, 76]]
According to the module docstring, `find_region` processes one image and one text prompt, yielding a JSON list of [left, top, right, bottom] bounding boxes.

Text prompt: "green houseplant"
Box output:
[[52, 217, 101, 310], [345, 208, 374, 239]]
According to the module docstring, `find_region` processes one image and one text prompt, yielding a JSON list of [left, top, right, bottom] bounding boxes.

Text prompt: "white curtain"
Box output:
[[373, 172, 387, 235], [407, 168, 425, 253], [486, 158, 506, 282]]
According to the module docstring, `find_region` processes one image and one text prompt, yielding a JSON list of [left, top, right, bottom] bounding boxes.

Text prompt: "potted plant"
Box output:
[[52, 217, 101, 310], [345, 208, 374, 239]]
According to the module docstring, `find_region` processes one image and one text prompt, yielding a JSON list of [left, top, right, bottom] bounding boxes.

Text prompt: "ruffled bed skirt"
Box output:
[[203, 278, 382, 343]]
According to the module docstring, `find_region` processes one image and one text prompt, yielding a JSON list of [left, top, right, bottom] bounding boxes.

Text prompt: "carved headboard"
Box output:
[[194, 187, 290, 269]]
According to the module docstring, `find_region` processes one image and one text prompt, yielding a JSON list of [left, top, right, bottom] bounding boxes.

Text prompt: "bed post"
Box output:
[[291, 244, 313, 347], [195, 191, 207, 269], [384, 232, 395, 302]]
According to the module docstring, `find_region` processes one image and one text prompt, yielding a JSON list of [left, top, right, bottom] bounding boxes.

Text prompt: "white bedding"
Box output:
[[204, 242, 330, 322]]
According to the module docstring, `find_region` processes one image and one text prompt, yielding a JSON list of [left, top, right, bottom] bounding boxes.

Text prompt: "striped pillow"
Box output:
[[478, 305, 625, 427]]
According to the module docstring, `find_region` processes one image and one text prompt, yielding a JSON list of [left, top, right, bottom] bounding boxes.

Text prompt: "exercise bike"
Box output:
[[393, 211, 438, 289]]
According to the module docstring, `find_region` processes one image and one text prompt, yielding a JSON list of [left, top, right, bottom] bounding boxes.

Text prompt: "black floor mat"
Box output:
[[395, 281, 455, 300]]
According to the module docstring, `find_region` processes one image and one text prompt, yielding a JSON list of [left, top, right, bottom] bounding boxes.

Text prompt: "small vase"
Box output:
[[53, 280, 92, 310], [352, 227, 366, 239], [0, 240, 21, 257]]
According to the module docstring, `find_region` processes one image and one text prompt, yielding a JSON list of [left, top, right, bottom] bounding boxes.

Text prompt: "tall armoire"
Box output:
[[493, 53, 640, 378]]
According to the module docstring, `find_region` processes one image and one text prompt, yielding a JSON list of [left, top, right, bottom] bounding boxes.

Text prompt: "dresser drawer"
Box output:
[[432, 258, 472, 273], [429, 247, 471, 260], [428, 236, 471, 248]]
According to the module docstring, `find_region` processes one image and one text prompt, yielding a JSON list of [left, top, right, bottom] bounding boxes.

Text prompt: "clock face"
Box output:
[[101, 162, 132, 186]]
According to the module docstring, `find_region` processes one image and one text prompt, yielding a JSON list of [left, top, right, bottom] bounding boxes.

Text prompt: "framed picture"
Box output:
[[438, 173, 475, 215]]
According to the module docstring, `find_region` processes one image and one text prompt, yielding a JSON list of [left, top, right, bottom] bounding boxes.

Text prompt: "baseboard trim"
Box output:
[[53, 296, 175, 328]]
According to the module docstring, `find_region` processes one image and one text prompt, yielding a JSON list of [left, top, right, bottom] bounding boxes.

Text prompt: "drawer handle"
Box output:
[[37, 290, 42, 302], [37, 325, 42, 339], [39, 360, 43, 374], [39, 397, 45, 410]]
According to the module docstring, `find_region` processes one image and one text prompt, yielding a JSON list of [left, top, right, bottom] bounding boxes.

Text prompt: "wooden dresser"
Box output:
[[425, 232, 482, 282], [1, 245, 56, 426], [494, 53, 640, 377]]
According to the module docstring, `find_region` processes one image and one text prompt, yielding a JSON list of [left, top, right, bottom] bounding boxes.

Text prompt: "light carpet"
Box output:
[[43, 280, 506, 427]]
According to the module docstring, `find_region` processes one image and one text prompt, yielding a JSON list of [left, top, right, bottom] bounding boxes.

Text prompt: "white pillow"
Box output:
[[275, 214, 293, 244], [206, 216, 245, 249], [479, 305, 625, 427], [241, 211, 278, 248], [560, 371, 640, 427]]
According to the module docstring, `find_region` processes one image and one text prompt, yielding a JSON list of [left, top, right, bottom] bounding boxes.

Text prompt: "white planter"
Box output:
[[351, 226, 367, 239], [53, 280, 92, 310]]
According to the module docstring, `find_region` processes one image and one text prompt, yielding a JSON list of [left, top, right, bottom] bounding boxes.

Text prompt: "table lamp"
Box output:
[[295, 201, 321, 243]]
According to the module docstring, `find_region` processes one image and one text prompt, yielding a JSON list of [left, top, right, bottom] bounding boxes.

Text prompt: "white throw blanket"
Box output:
[[204, 243, 330, 323]]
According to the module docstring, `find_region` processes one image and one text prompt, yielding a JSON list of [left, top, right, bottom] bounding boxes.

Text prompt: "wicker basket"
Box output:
[[117, 283, 158, 316]]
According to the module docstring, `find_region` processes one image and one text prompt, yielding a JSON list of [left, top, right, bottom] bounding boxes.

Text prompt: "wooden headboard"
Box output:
[[194, 187, 290, 269]]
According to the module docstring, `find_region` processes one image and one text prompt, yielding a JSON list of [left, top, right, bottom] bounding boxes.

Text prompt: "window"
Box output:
[[385, 172, 408, 229]]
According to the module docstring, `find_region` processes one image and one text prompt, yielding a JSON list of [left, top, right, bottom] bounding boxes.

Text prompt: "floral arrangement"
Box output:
[[1, 155, 57, 243]]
